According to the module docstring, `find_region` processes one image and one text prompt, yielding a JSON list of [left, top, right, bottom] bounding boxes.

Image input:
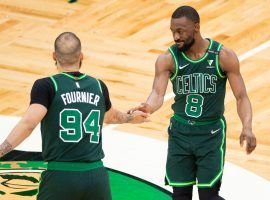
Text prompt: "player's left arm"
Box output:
[[219, 47, 256, 154], [104, 107, 149, 124], [0, 104, 47, 158]]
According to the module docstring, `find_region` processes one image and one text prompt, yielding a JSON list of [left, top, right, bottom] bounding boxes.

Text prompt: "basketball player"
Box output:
[[0, 32, 149, 200], [129, 6, 257, 200]]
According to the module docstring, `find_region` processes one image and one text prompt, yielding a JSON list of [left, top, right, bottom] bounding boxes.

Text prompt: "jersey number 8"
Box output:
[[185, 94, 204, 118]]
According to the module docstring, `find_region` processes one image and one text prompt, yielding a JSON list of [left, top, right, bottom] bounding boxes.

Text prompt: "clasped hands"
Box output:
[[127, 103, 151, 124]]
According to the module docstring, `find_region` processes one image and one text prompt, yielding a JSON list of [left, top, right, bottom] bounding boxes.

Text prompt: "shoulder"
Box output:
[[32, 77, 55, 97], [219, 45, 240, 72], [157, 51, 172, 62], [98, 79, 107, 88], [30, 77, 55, 108], [156, 51, 174, 73], [97, 79, 111, 111], [33, 77, 53, 88], [84, 74, 101, 83], [97, 79, 110, 95]]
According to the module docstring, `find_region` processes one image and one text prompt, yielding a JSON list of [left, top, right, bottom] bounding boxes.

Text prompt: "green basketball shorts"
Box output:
[[165, 116, 226, 188], [37, 161, 111, 200]]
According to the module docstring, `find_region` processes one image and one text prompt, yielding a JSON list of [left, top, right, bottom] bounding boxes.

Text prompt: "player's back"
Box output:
[[41, 72, 106, 162]]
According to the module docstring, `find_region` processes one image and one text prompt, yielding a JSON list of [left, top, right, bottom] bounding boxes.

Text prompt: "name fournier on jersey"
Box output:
[[60, 91, 100, 106]]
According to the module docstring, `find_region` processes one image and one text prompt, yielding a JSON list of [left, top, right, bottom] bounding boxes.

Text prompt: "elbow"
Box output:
[[156, 95, 164, 109], [104, 111, 117, 124], [20, 119, 37, 136], [236, 93, 251, 110], [235, 90, 249, 102], [104, 118, 112, 124], [26, 126, 35, 134]]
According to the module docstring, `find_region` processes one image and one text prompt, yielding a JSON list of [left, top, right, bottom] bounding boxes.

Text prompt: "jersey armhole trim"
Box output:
[[168, 47, 179, 81], [49, 76, 58, 92], [96, 79, 103, 94], [216, 44, 226, 79]]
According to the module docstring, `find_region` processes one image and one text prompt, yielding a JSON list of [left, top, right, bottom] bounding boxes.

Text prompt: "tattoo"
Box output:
[[0, 140, 13, 158], [125, 113, 133, 123], [111, 111, 133, 124]]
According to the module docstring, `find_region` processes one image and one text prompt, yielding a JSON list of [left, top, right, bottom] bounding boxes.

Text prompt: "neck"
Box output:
[[58, 65, 80, 73], [186, 34, 208, 54]]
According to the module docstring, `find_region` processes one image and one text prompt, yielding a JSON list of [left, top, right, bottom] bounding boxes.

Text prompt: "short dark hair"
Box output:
[[54, 32, 81, 66], [172, 6, 200, 23]]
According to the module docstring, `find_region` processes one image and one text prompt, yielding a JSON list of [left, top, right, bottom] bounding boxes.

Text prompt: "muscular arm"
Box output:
[[104, 107, 148, 124], [0, 104, 47, 158], [143, 52, 174, 113], [220, 47, 256, 154]]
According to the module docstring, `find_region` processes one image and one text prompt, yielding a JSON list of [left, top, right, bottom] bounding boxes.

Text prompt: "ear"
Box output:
[[53, 52, 57, 61], [80, 52, 84, 61], [194, 23, 200, 32]]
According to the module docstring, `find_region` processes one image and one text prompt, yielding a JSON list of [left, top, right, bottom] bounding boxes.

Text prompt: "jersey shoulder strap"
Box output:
[[207, 39, 223, 55], [168, 44, 180, 81], [49, 74, 59, 92], [207, 40, 226, 78]]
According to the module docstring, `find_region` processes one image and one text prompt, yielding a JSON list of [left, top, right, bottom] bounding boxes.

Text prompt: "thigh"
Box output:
[[83, 167, 112, 200], [195, 118, 226, 188], [166, 118, 196, 187], [37, 170, 84, 200]]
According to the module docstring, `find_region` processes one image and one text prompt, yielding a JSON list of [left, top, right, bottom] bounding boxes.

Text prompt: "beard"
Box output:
[[176, 37, 195, 52]]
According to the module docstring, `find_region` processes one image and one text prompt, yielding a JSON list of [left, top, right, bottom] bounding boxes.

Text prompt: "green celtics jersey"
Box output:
[[41, 73, 106, 162], [169, 39, 227, 121]]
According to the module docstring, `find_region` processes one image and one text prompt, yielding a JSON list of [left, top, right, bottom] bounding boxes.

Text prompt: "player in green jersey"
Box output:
[[0, 32, 149, 200], [129, 6, 256, 200]]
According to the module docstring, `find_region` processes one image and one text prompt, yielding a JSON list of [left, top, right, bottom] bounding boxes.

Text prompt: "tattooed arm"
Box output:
[[0, 104, 47, 158], [104, 107, 149, 124], [0, 140, 13, 157]]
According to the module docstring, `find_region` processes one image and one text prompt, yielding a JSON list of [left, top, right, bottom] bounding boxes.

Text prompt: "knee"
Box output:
[[172, 186, 193, 200], [198, 181, 225, 200]]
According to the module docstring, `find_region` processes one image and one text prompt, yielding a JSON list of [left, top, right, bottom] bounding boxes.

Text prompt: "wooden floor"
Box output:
[[0, 0, 269, 180]]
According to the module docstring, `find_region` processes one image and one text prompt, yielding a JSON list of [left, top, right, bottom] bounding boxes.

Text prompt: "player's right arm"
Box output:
[[0, 78, 51, 158], [129, 52, 174, 114], [0, 104, 47, 158]]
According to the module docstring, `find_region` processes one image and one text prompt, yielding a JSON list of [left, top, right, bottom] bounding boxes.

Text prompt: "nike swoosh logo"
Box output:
[[211, 128, 221, 134], [179, 64, 189, 69]]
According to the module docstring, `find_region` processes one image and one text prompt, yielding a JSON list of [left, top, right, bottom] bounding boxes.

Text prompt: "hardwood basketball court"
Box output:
[[0, 0, 269, 185]]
